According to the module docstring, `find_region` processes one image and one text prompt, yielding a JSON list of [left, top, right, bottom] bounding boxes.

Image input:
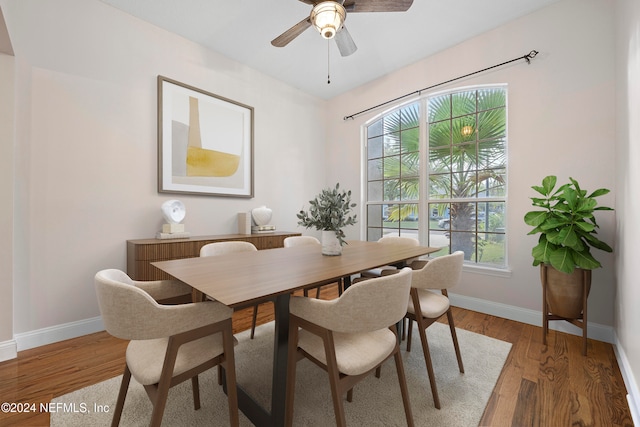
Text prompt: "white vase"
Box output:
[[251, 206, 272, 226], [321, 230, 342, 256]]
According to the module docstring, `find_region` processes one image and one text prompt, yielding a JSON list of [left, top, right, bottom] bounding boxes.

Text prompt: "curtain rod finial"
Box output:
[[525, 50, 539, 63]]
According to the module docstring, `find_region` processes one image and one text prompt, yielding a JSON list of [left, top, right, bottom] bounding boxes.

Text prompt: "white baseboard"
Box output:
[[613, 331, 640, 426], [14, 316, 104, 352], [0, 339, 17, 362], [448, 292, 615, 343]]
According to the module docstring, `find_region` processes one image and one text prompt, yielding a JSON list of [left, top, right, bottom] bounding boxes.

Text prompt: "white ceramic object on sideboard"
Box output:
[[251, 206, 272, 226], [161, 200, 186, 224], [321, 230, 342, 256]]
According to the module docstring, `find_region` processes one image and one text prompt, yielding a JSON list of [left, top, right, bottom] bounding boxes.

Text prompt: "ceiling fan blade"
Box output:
[[335, 26, 357, 57], [271, 17, 312, 47], [344, 0, 413, 13]]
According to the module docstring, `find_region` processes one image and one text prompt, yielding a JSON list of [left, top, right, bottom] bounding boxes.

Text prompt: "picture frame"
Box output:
[[157, 76, 254, 197]]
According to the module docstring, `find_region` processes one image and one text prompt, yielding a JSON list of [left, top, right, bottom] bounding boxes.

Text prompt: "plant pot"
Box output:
[[540, 264, 591, 319], [321, 230, 342, 256]]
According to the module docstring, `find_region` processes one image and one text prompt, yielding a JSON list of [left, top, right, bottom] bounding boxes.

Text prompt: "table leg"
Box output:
[[221, 293, 290, 427], [271, 293, 291, 426]]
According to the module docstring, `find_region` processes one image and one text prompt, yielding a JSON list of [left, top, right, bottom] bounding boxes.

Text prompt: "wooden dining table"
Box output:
[[152, 239, 439, 427]]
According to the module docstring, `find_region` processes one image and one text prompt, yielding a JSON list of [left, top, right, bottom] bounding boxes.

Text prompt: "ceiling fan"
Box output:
[[271, 0, 414, 57]]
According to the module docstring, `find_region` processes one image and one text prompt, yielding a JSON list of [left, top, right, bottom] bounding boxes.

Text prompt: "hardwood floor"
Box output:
[[0, 285, 633, 426]]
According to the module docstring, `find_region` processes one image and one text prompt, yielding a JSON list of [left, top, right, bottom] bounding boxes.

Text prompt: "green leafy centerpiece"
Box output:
[[297, 183, 357, 255]]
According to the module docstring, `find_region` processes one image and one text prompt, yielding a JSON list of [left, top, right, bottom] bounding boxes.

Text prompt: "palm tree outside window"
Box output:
[[365, 85, 507, 268]]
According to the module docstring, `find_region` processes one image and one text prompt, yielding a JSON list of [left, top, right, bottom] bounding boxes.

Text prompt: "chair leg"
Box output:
[[147, 381, 172, 427], [111, 365, 132, 427], [393, 349, 415, 427], [446, 309, 464, 373], [191, 375, 201, 410], [250, 304, 258, 339], [323, 332, 347, 427], [327, 362, 347, 427], [417, 319, 441, 409]]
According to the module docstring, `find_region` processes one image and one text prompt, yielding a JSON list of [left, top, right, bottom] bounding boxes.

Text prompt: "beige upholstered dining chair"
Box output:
[[94, 269, 239, 427], [405, 251, 465, 409], [283, 235, 344, 297], [285, 267, 415, 427], [360, 235, 420, 278], [200, 241, 262, 339]]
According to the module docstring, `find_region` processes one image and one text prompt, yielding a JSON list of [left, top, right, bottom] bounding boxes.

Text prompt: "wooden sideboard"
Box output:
[[127, 231, 301, 280]]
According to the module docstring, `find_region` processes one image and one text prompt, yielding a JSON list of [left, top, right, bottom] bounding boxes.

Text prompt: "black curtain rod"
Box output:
[[343, 49, 539, 121]]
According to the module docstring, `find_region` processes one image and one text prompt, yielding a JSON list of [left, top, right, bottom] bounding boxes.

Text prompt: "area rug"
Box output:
[[51, 321, 511, 426]]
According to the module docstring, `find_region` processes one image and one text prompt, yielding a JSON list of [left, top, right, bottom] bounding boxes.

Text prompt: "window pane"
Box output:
[[452, 172, 476, 197], [401, 153, 419, 178], [368, 204, 383, 227], [401, 179, 419, 200], [477, 230, 506, 266], [478, 108, 506, 140], [368, 135, 383, 159], [384, 133, 400, 156], [368, 119, 383, 138], [453, 114, 476, 144], [478, 88, 506, 110], [383, 110, 401, 135], [429, 121, 450, 148], [368, 181, 383, 202], [368, 158, 382, 180], [450, 201, 476, 231], [451, 145, 477, 172], [450, 231, 476, 261], [428, 94, 450, 122], [368, 227, 383, 241], [383, 179, 401, 201], [478, 139, 505, 169], [486, 169, 506, 197], [429, 147, 451, 174], [384, 156, 400, 179], [400, 128, 419, 153], [452, 91, 476, 116], [400, 103, 420, 129], [429, 173, 451, 198]]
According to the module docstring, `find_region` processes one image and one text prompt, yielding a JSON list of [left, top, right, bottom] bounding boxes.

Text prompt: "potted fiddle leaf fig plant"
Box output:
[[297, 183, 357, 256], [524, 175, 613, 319]]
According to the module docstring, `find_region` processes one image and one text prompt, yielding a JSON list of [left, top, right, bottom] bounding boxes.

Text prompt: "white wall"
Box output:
[[1, 0, 327, 346], [327, 0, 617, 328], [0, 53, 14, 357], [615, 0, 640, 423]]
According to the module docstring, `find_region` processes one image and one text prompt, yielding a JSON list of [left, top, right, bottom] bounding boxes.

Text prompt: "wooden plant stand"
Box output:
[[541, 264, 589, 356]]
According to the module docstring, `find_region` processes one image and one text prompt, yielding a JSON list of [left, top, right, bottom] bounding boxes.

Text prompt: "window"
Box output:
[[366, 102, 420, 241], [365, 86, 507, 268]]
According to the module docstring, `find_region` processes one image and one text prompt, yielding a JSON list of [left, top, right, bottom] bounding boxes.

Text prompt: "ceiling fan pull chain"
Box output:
[[327, 39, 331, 84]]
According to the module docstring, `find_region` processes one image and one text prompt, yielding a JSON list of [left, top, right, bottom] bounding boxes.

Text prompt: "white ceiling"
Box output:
[[99, 0, 560, 100]]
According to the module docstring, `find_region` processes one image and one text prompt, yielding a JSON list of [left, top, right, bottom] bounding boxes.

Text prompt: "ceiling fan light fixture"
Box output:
[[311, 1, 346, 40]]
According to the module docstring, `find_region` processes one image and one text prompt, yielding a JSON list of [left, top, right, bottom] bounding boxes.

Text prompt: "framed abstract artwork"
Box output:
[[157, 76, 254, 197]]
